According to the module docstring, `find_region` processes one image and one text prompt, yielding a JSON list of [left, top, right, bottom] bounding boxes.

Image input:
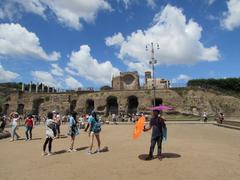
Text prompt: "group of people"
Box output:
[[6, 110, 102, 156], [42, 110, 102, 156]]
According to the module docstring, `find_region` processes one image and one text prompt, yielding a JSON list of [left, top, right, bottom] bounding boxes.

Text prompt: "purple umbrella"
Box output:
[[149, 105, 173, 111]]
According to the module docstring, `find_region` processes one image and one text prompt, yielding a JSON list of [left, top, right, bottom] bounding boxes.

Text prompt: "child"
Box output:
[[42, 112, 55, 156], [143, 110, 166, 161], [25, 115, 33, 140]]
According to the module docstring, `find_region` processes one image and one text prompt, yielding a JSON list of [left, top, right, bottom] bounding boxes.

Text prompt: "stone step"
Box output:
[[213, 123, 240, 131]]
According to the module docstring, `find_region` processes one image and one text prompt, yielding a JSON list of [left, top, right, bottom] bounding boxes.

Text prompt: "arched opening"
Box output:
[[3, 104, 9, 115], [17, 104, 24, 115], [70, 100, 77, 113], [127, 96, 139, 114], [152, 98, 163, 106], [86, 99, 94, 114], [32, 98, 44, 115], [106, 96, 118, 115]]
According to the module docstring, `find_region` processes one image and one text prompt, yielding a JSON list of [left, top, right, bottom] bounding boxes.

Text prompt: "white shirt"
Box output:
[[12, 118, 19, 126]]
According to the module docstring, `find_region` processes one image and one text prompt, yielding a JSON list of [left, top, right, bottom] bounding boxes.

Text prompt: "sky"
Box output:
[[0, 0, 240, 89]]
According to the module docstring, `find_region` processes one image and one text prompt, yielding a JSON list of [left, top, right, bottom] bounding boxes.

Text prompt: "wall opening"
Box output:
[[127, 96, 139, 114], [106, 96, 118, 115], [86, 99, 94, 114]]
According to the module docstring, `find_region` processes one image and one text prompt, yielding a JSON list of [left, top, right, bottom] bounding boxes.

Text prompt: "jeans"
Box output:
[[25, 126, 33, 140], [12, 125, 20, 140], [55, 124, 60, 136], [149, 136, 162, 157], [43, 137, 53, 153]]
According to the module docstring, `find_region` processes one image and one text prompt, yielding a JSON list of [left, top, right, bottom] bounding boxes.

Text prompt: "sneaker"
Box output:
[[145, 156, 153, 161], [48, 152, 54, 156], [158, 156, 163, 161], [9, 139, 14, 142], [67, 149, 73, 152], [42, 152, 47, 156], [87, 151, 93, 155]]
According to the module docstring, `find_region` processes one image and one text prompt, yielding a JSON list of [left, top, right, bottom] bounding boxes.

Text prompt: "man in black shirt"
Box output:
[[143, 110, 165, 160]]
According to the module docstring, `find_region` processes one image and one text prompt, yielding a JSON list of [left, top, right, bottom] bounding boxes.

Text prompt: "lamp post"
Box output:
[[146, 42, 159, 106]]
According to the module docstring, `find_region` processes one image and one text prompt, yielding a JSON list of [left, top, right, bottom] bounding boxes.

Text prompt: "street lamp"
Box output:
[[146, 42, 159, 107]]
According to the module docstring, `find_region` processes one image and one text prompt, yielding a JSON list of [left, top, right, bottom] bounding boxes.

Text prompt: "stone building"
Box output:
[[144, 71, 170, 89], [112, 71, 140, 90]]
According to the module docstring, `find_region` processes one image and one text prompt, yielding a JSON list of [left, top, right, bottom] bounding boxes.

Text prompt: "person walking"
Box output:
[[25, 115, 34, 140], [143, 110, 166, 161], [55, 112, 61, 138], [67, 112, 79, 152], [88, 111, 101, 154], [42, 112, 55, 156], [10, 113, 20, 141]]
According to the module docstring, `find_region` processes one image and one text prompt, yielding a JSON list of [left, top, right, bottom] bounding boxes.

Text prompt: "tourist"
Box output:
[[0, 115, 7, 132], [88, 111, 101, 154], [42, 112, 55, 156], [219, 113, 224, 124], [54, 112, 61, 138], [143, 110, 166, 160], [67, 112, 79, 152], [25, 115, 34, 140], [10, 112, 20, 141], [203, 112, 208, 122]]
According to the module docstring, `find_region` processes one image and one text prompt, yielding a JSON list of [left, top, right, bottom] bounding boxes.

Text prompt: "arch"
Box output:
[[70, 100, 77, 113], [106, 96, 118, 115], [17, 104, 24, 115], [152, 98, 163, 106], [32, 98, 44, 115], [3, 104, 9, 115], [86, 99, 94, 114], [127, 95, 139, 114]]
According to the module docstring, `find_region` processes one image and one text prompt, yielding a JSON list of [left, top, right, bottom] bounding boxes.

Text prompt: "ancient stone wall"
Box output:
[[3, 89, 240, 117]]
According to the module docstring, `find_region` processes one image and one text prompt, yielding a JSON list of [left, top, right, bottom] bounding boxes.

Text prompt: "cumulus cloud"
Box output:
[[105, 32, 125, 47], [66, 45, 120, 85], [221, 0, 240, 31], [172, 74, 191, 84], [106, 4, 220, 73], [0, 23, 60, 61], [65, 76, 83, 89], [0, 0, 111, 30], [32, 71, 57, 87], [0, 64, 20, 82], [51, 64, 64, 76]]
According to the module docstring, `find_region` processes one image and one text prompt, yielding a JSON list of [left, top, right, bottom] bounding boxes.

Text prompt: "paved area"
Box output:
[[0, 124, 240, 180]]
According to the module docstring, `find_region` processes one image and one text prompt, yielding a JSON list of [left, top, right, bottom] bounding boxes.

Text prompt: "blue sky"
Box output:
[[0, 0, 240, 89]]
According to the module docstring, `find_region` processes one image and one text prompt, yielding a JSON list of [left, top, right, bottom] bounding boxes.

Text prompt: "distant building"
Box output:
[[112, 71, 140, 90], [144, 71, 170, 89]]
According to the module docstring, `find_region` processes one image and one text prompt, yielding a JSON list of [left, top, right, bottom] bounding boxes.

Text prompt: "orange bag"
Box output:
[[133, 116, 145, 140]]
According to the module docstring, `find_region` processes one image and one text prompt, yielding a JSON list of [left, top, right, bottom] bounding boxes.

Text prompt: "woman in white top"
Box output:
[[42, 112, 55, 156], [10, 113, 20, 141]]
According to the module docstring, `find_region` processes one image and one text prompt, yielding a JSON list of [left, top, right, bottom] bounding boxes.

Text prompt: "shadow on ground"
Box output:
[[138, 153, 181, 161]]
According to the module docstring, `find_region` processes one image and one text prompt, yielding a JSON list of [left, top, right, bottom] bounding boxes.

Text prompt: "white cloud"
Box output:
[[172, 74, 191, 83], [118, 0, 156, 8], [32, 71, 57, 87], [221, 0, 240, 30], [66, 45, 120, 85], [0, 0, 111, 30], [208, 0, 216, 5], [106, 4, 220, 73], [65, 76, 83, 89], [0, 23, 60, 61], [105, 32, 124, 47], [0, 64, 19, 82], [51, 64, 64, 76]]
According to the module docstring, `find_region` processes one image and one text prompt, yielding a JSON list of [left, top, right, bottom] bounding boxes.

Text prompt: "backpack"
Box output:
[[92, 120, 101, 133]]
